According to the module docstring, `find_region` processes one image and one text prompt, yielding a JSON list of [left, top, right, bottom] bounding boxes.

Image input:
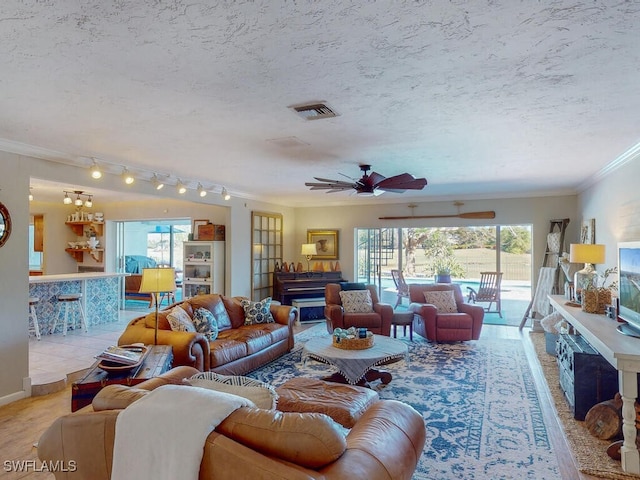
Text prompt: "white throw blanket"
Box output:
[[111, 384, 254, 480], [532, 267, 557, 317]]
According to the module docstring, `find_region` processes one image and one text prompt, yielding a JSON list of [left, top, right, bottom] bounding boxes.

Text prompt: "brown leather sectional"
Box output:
[[38, 366, 426, 480], [117, 294, 297, 374]]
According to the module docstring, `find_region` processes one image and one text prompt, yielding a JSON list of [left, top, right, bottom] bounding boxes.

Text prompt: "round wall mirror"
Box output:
[[0, 202, 11, 247]]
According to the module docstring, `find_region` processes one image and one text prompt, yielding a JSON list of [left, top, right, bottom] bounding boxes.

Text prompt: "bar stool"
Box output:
[[28, 296, 41, 340], [51, 293, 88, 336]]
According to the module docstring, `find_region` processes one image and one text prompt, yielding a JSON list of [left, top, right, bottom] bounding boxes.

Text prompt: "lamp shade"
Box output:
[[301, 243, 317, 257], [569, 244, 605, 264], [139, 268, 177, 293]]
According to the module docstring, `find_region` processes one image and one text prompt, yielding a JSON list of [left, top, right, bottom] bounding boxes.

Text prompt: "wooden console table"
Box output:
[[549, 295, 640, 473]]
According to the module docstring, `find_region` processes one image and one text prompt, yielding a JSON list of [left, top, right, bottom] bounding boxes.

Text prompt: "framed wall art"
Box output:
[[307, 229, 339, 260], [192, 219, 209, 240], [581, 218, 595, 244]]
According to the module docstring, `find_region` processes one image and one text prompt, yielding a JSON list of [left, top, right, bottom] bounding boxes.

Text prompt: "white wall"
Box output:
[[0, 153, 30, 402], [578, 158, 640, 275]]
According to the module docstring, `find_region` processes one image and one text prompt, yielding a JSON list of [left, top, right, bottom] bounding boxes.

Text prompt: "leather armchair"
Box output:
[[408, 283, 484, 341], [324, 283, 393, 336]]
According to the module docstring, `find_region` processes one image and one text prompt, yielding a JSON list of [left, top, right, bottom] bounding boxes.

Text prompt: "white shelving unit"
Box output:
[[182, 241, 225, 298]]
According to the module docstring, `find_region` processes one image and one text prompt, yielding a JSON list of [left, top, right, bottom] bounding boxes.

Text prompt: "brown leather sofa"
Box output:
[[38, 366, 426, 480], [408, 283, 484, 341], [118, 294, 297, 374], [324, 283, 393, 336]]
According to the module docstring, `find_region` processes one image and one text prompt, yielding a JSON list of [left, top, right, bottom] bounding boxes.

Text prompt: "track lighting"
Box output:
[[90, 160, 102, 179], [176, 180, 187, 195], [151, 174, 164, 190], [122, 167, 135, 185], [74, 193, 83, 206], [63, 192, 72, 205], [84, 195, 93, 208], [221, 187, 230, 201], [197, 183, 207, 197]]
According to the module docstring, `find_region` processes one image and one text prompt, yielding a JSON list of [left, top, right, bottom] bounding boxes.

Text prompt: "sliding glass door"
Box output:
[[356, 224, 532, 308]]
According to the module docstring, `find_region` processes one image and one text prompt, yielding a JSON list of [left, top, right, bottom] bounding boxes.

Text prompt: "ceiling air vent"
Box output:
[[290, 102, 338, 120]]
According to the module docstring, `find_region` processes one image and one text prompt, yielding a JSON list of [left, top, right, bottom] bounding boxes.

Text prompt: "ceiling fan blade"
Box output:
[[376, 175, 427, 191], [313, 177, 343, 183], [367, 171, 386, 185], [306, 180, 355, 188], [307, 185, 353, 191]]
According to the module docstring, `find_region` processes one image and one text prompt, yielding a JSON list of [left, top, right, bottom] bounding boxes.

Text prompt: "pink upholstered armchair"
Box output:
[[408, 283, 484, 342], [324, 283, 393, 336]]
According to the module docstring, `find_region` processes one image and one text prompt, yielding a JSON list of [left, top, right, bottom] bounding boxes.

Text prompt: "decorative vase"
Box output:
[[596, 288, 612, 315], [581, 287, 599, 313], [435, 274, 451, 284]]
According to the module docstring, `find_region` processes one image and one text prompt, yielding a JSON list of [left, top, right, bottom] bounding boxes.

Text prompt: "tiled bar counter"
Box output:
[[29, 273, 128, 334]]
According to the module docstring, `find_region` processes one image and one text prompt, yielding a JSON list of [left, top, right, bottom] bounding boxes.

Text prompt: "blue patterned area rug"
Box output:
[[247, 324, 561, 480]]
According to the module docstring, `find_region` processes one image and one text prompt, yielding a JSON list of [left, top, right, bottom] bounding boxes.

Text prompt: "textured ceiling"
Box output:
[[2, 1, 640, 206]]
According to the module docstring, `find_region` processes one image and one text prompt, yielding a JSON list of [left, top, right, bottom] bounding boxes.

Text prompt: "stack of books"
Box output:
[[96, 345, 145, 366]]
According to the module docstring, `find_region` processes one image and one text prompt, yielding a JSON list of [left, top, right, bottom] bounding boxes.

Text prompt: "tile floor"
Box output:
[[28, 309, 141, 391]]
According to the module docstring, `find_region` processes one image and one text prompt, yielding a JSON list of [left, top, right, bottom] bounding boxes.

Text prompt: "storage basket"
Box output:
[[332, 332, 374, 350]]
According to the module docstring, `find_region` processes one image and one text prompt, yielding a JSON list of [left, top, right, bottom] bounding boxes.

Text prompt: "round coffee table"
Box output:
[[302, 335, 408, 387]]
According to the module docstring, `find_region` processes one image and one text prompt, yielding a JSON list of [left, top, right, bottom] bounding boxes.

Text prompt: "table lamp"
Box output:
[[569, 244, 605, 302], [139, 267, 176, 345], [301, 243, 317, 272]]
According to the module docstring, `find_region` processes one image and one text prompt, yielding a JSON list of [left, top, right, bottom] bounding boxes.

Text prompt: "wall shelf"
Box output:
[[65, 221, 104, 237], [65, 248, 104, 262]]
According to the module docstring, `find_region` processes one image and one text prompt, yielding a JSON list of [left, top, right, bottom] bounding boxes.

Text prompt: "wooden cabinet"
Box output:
[[556, 333, 618, 420], [182, 241, 225, 298], [64, 220, 105, 263]]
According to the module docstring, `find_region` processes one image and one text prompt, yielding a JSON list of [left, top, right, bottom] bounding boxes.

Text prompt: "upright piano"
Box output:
[[273, 271, 344, 305]]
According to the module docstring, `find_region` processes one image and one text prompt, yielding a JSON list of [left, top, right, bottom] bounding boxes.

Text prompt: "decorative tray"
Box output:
[[332, 331, 374, 350], [97, 345, 149, 373]]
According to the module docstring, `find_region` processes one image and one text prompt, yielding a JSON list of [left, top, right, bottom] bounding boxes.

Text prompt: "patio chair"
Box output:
[[466, 272, 503, 317], [390, 269, 410, 309]]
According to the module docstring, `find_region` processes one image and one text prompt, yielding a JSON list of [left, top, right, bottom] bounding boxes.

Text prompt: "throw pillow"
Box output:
[[423, 290, 457, 313], [188, 372, 278, 409], [192, 307, 219, 340], [241, 297, 274, 325], [339, 290, 374, 313], [166, 305, 196, 332]]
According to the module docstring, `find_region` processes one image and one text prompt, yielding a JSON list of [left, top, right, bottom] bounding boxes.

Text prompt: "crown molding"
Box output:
[[576, 140, 640, 192]]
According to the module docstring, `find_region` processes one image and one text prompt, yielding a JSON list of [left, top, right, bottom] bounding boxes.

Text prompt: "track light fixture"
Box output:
[[221, 187, 230, 201], [197, 183, 207, 197], [122, 167, 135, 185], [176, 179, 187, 195], [90, 160, 102, 179], [151, 174, 165, 190], [74, 193, 83, 206], [84, 195, 93, 208], [63, 192, 72, 205]]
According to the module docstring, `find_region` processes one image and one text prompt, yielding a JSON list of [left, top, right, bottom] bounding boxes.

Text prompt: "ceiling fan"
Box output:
[[305, 164, 428, 196]]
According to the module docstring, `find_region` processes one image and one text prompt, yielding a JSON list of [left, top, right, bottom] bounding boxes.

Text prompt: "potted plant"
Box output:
[[431, 256, 464, 283]]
